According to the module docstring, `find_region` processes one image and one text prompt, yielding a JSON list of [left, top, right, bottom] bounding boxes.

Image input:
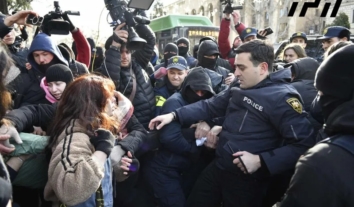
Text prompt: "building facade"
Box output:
[[153, 0, 328, 43], [325, 0, 354, 33]]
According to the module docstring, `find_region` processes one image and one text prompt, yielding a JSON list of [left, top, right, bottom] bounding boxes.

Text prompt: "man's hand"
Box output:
[[231, 11, 240, 25], [233, 151, 261, 174], [225, 73, 235, 85], [33, 126, 46, 136], [149, 113, 174, 130], [257, 29, 267, 38], [0, 135, 14, 154], [0, 124, 22, 154], [190, 121, 210, 139], [205, 125, 222, 149], [112, 23, 128, 48], [4, 10, 39, 26]]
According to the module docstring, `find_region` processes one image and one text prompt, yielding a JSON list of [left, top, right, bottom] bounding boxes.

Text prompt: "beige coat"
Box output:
[[44, 119, 105, 206]]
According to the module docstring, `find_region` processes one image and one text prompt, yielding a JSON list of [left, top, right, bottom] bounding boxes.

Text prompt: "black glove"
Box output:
[[125, 156, 140, 176], [90, 128, 115, 157], [62, 12, 75, 32]]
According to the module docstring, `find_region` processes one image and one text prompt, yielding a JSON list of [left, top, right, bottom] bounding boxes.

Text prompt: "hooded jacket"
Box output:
[[197, 40, 230, 79], [28, 33, 68, 83], [10, 33, 68, 107], [58, 43, 89, 77], [151, 67, 215, 170], [286, 57, 321, 130]]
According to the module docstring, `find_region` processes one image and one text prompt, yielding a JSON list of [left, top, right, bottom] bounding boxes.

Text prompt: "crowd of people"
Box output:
[[0, 8, 353, 207]]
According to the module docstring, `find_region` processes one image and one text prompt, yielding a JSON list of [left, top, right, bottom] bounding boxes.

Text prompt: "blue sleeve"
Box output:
[[159, 97, 198, 156], [176, 87, 231, 126], [260, 95, 316, 175], [154, 88, 167, 117]]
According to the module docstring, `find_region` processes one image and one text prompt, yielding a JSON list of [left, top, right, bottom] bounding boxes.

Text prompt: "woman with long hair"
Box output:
[[282, 43, 307, 63], [44, 74, 125, 206]]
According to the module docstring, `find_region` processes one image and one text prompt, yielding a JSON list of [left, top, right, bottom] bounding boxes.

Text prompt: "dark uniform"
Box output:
[[145, 67, 215, 207], [171, 68, 315, 207]]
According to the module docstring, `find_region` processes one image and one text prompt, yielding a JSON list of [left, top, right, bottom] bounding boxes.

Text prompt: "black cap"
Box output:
[[290, 32, 307, 42], [198, 40, 220, 57], [46, 64, 74, 85]]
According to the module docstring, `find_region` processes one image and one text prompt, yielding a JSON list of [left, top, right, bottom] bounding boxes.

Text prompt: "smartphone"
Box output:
[[264, 27, 274, 36], [26, 14, 43, 26]]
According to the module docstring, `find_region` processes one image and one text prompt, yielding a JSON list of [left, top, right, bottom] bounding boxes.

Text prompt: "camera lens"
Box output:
[[38, 17, 44, 24], [32, 16, 39, 24]]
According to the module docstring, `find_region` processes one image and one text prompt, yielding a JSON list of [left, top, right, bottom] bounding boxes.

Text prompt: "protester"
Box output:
[[282, 44, 307, 63]]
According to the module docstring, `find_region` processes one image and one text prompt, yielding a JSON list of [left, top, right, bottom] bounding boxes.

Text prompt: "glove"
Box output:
[[62, 12, 75, 32], [90, 129, 115, 157]]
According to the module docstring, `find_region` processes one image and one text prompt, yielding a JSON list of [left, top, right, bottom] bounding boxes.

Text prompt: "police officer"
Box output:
[[281, 44, 354, 207], [318, 26, 351, 51], [154, 56, 188, 116], [289, 32, 307, 48], [176, 37, 196, 67], [149, 40, 315, 207], [241, 27, 258, 42]]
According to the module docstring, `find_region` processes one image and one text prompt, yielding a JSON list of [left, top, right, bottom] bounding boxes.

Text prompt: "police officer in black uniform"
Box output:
[[149, 40, 316, 207], [289, 32, 307, 48]]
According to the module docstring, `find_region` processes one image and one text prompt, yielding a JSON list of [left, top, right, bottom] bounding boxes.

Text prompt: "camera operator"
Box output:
[[218, 11, 245, 70], [97, 21, 156, 130]]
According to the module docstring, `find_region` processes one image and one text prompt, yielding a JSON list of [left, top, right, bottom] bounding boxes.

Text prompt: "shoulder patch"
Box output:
[[286, 98, 302, 114]]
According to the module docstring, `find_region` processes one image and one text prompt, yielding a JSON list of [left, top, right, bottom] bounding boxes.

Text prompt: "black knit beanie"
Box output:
[[45, 64, 74, 85], [315, 44, 354, 100]]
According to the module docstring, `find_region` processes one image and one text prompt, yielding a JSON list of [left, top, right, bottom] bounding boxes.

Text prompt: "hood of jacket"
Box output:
[[28, 33, 68, 73], [180, 67, 215, 99], [285, 57, 319, 81]]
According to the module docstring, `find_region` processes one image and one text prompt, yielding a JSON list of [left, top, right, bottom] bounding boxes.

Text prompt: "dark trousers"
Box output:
[[145, 167, 185, 207], [186, 161, 267, 207]]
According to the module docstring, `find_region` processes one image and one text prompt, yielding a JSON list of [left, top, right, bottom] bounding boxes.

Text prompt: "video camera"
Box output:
[[220, 0, 243, 14], [104, 0, 154, 50], [27, 1, 80, 35]]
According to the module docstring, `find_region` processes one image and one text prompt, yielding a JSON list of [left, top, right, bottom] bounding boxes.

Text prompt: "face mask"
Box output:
[[178, 47, 188, 56], [184, 87, 211, 104], [319, 95, 345, 121], [200, 57, 217, 70], [164, 52, 175, 63], [37, 57, 60, 74]]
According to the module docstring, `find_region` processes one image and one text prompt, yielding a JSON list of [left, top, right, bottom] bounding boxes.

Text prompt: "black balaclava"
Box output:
[[315, 44, 354, 122], [193, 44, 199, 59], [176, 37, 190, 56], [197, 40, 219, 70], [37, 55, 61, 74], [163, 43, 178, 66]]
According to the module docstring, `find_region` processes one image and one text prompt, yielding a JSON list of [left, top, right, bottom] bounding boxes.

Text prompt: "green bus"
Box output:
[[149, 14, 219, 54]]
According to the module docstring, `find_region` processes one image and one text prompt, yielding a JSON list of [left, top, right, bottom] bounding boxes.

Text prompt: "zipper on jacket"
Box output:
[[239, 110, 248, 132]]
